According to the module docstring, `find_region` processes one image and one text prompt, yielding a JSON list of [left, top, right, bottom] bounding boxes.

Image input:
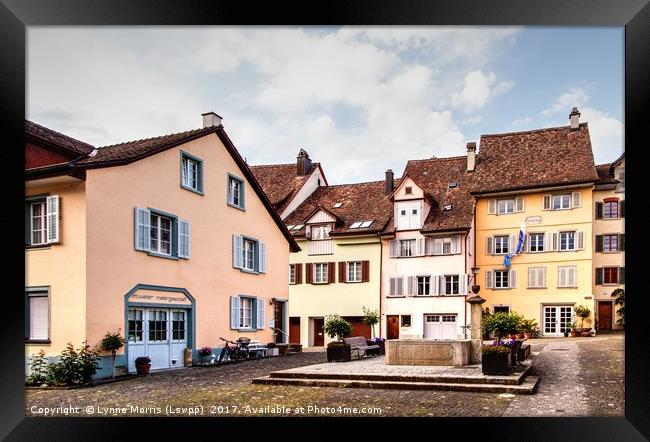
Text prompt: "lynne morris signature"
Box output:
[[131, 294, 188, 303]]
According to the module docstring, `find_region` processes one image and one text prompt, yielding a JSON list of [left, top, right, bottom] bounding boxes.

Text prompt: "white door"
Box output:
[[543, 306, 573, 336], [127, 307, 189, 372], [424, 314, 457, 340]]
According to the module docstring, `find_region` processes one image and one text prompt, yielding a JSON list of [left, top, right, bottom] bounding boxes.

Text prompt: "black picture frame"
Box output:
[[3, 0, 649, 439]]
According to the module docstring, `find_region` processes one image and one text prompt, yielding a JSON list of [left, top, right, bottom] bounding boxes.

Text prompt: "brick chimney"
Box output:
[[385, 169, 394, 194], [466, 142, 476, 172], [296, 149, 312, 176], [569, 107, 581, 130], [202, 112, 223, 128]]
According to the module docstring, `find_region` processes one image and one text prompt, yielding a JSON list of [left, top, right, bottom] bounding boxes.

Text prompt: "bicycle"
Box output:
[[216, 337, 251, 366]]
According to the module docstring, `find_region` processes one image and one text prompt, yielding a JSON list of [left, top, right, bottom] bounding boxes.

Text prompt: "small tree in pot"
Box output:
[[100, 330, 125, 379], [611, 288, 625, 328], [362, 307, 379, 339], [324, 314, 352, 362], [575, 305, 591, 332], [481, 312, 522, 342], [135, 356, 151, 375]]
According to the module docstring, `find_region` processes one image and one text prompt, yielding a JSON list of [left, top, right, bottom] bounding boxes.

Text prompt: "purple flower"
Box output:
[[199, 346, 213, 356]]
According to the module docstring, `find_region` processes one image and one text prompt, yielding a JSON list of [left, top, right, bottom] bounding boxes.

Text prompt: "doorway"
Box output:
[[313, 318, 324, 346], [273, 300, 287, 343], [423, 314, 457, 340], [543, 305, 573, 336], [598, 302, 613, 330], [289, 317, 301, 344], [387, 315, 400, 340]]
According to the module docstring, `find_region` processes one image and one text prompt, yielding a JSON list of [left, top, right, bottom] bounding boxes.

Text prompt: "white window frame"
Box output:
[[311, 225, 331, 240], [228, 175, 244, 209], [496, 198, 515, 214], [400, 239, 415, 257], [443, 275, 460, 295], [347, 261, 362, 283], [30, 201, 48, 246], [494, 235, 510, 255], [528, 232, 544, 253], [239, 297, 253, 329], [603, 234, 619, 252], [181, 156, 199, 191], [26, 288, 49, 341], [494, 270, 509, 289], [150, 213, 173, 256], [552, 194, 571, 210], [314, 263, 328, 284], [559, 231, 576, 251], [289, 264, 296, 284], [242, 239, 256, 271], [416, 275, 431, 296]]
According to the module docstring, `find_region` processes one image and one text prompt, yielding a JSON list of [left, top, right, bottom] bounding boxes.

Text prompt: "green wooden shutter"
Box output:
[[595, 268, 603, 285]]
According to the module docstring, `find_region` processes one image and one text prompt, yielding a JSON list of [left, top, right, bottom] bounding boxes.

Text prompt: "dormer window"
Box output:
[[311, 225, 331, 240]]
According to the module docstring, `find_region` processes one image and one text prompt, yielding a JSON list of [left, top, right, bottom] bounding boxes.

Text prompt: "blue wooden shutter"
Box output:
[[232, 235, 243, 268], [256, 297, 265, 330], [46, 195, 60, 243], [240, 180, 245, 208], [230, 296, 240, 329], [178, 219, 190, 259], [134, 207, 150, 251], [258, 241, 267, 273]]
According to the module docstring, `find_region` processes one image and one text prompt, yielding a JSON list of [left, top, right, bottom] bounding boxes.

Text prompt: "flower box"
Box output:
[[326, 342, 351, 362], [481, 346, 512, 375]]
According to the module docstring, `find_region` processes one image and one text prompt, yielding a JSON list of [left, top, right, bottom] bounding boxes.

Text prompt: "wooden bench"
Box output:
[[343, 336, 380, 358]]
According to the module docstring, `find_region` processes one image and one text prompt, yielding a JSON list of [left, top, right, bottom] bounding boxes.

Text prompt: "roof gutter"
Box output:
[[470, 179, 597, 197]]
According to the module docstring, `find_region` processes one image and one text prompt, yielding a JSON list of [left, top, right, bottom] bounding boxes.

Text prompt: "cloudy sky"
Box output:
[[27, 27, 623, 184]]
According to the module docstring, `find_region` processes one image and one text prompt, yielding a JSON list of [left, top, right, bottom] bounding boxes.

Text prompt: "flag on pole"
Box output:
[[504, 223, 526, 267]]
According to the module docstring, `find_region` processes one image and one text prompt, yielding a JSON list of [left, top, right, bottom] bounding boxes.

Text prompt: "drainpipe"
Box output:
[[378, 235, 383, 339], [464, 232, 469, 339]]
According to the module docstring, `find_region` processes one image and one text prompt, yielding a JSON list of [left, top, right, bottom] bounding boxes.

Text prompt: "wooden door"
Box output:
[[598, 302, 613, 330], [387, 315, 400, 340], [289, 317, 301, 344], [344, 316, 372, 340], [313, 318, 324, 346], [273, 301, 285, 343]]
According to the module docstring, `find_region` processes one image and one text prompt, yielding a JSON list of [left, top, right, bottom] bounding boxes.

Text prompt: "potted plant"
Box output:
[[266, 342, 279, 357], [569, 321, 580, 337], [520, 319, 538, 340], [362, 307, 380, 339], [324, 314, 352, 362], [481, 344, 512, 375], [198, 346, 213, 364], [481, 312, 523, 342], [575, 305, 592, 333], [135, 356, 151, 375], [368, 337, 386, 355], [100, 330, 125, 379]]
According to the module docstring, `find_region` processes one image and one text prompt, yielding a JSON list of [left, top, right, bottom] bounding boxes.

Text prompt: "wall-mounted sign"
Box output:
[[130, 289, 192, 305], [525, 215, 543, 225]]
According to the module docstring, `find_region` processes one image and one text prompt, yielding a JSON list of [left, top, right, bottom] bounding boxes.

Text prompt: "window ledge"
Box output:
[[386, 295, 406, 298], [25, 339, 51, 345], [557, 286, 578, 289], [147, 252, 179, 261], [180, 184, 204, 196], [227, 202, 246, 211], [239, 268, 260, 275], [25, 244, 52, 250], [527, 287, 548, 290]]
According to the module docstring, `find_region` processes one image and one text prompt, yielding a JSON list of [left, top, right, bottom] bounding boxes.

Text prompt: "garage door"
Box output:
[[423, 314, 457, 340], [343, 316, 372, 340], [127, 307, 188, 372]]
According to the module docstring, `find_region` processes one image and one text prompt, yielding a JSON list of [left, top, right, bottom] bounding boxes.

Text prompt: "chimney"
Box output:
[[569, 107, 581, 130], [385, 169, 394, 194], [202, 112, 223, 128], [296, 149, 312, 176], [466, 142, 476, 172]]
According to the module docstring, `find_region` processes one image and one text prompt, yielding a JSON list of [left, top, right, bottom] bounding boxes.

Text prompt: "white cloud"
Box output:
[[451, 70, 514, 112], [511, 116, 532, 127], [541, 86, 589, 116], [580, 107, 624, 163]]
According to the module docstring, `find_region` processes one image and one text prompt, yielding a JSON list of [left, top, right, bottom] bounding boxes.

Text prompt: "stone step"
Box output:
[[267, 365, 531, 385], [252, 375, 540, 395]]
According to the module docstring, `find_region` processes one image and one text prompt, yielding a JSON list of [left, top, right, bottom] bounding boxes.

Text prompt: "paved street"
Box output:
[[25, 333, 624, 417]]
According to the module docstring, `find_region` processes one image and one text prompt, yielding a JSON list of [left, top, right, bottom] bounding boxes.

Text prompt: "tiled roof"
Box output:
[[395, 156, 475, 233], [596, 163, 619, 184], [25, 120, 95, 156], [470, 123, 599, 194], [78, 126, 218, 166], [284, 180, 398, 236], [249, 163, 320, 213]]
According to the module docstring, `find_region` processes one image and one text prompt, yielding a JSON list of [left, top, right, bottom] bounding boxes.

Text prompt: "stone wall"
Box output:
[[385, 339, 471, 366]]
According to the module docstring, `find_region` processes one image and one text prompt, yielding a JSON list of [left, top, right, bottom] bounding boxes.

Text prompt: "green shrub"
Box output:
[[481, 345, 510, 355], [520, 318, 538, 333], [46, 342, 99, 386], [575, 305, 591, 329], [362, 307, 379, 339], [100, 330, 125, 379], [26, 350, 49, 386], [611, 288, 625, 327], [481, 312, 523, 340], [323, 314, 352, 341]]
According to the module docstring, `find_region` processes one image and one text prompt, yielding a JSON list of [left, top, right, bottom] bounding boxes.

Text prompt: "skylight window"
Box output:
[[333, 202, 343, 208], [443, 205, 453, 211], [294, 224, 304, 230], [350, 220, 373, 229], [350, 222, 362, 229], [360, 220, 373, 228], [286, 225, 295, 230], [448, 182, 458, 189]]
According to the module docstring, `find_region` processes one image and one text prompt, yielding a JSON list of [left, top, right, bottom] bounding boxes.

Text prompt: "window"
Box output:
[[311, 225, 331, 240], [180, 152, 203, 193], [26, 196, 60, 246], [172, 311, 186, 340], [557, 266, 577, 288], [494, 235, 510, 254], [527, 267, 546, 288], [388, 277, 404, 296], [347, 262, 362, 283], [497, 198, 515, 214], [350, 222, 362, 229], [493, 306, 510, 314], [417, 276, 431, 296], [559, 231, 575, 251], [444, 275, 460, 295], [26, 289, 49, 341], [448, 182, 458, 189], [401, 315, 412, 327], [148, 310, 168, 341], [127, 309, 143, 342], [227, 175, 245, 209], [552, 194, 571, 210], [405, 187, 413, 194], [360, 220, 373, 228], [442, 240, 452, 255], [239, 297, 253, 328], [604, 201, 619, 218], [603, 234, 619, 252], [314, 263, 328, 284], [232, 235, 266, 273], [495, 270, 509, 289], [150, 213, 172, 255], [332, 202, 342, 208], [528, 233, 544, 252], [400, 239, 415, 257], [604, 267, 619, 284], [242, 239, 256, 271], [289, 264, 296, 284]]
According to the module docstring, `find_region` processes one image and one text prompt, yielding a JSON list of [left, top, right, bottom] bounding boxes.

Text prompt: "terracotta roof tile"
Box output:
[[284, 180, 398, 236], [25, 120, 95, 156], [596, 163, 619, 184], [249, 163, 319, 213], [470, 123, 599, 194]]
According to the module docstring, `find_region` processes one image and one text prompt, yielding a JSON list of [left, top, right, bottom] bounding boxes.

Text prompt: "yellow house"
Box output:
[[25, 114, 299, 378], [471, 109, 600, 336], [593, 153, 625, 330], [281, 178, 395, 347]]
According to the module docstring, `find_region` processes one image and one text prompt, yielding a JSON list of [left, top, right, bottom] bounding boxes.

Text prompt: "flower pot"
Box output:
[[266, 348, 279, 357], [523, 332, 531, 340], [199, 354, 213, 364], [481, 351, 512, 375], [135, 363, 151, 375], [326, 343, 351, 362]]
